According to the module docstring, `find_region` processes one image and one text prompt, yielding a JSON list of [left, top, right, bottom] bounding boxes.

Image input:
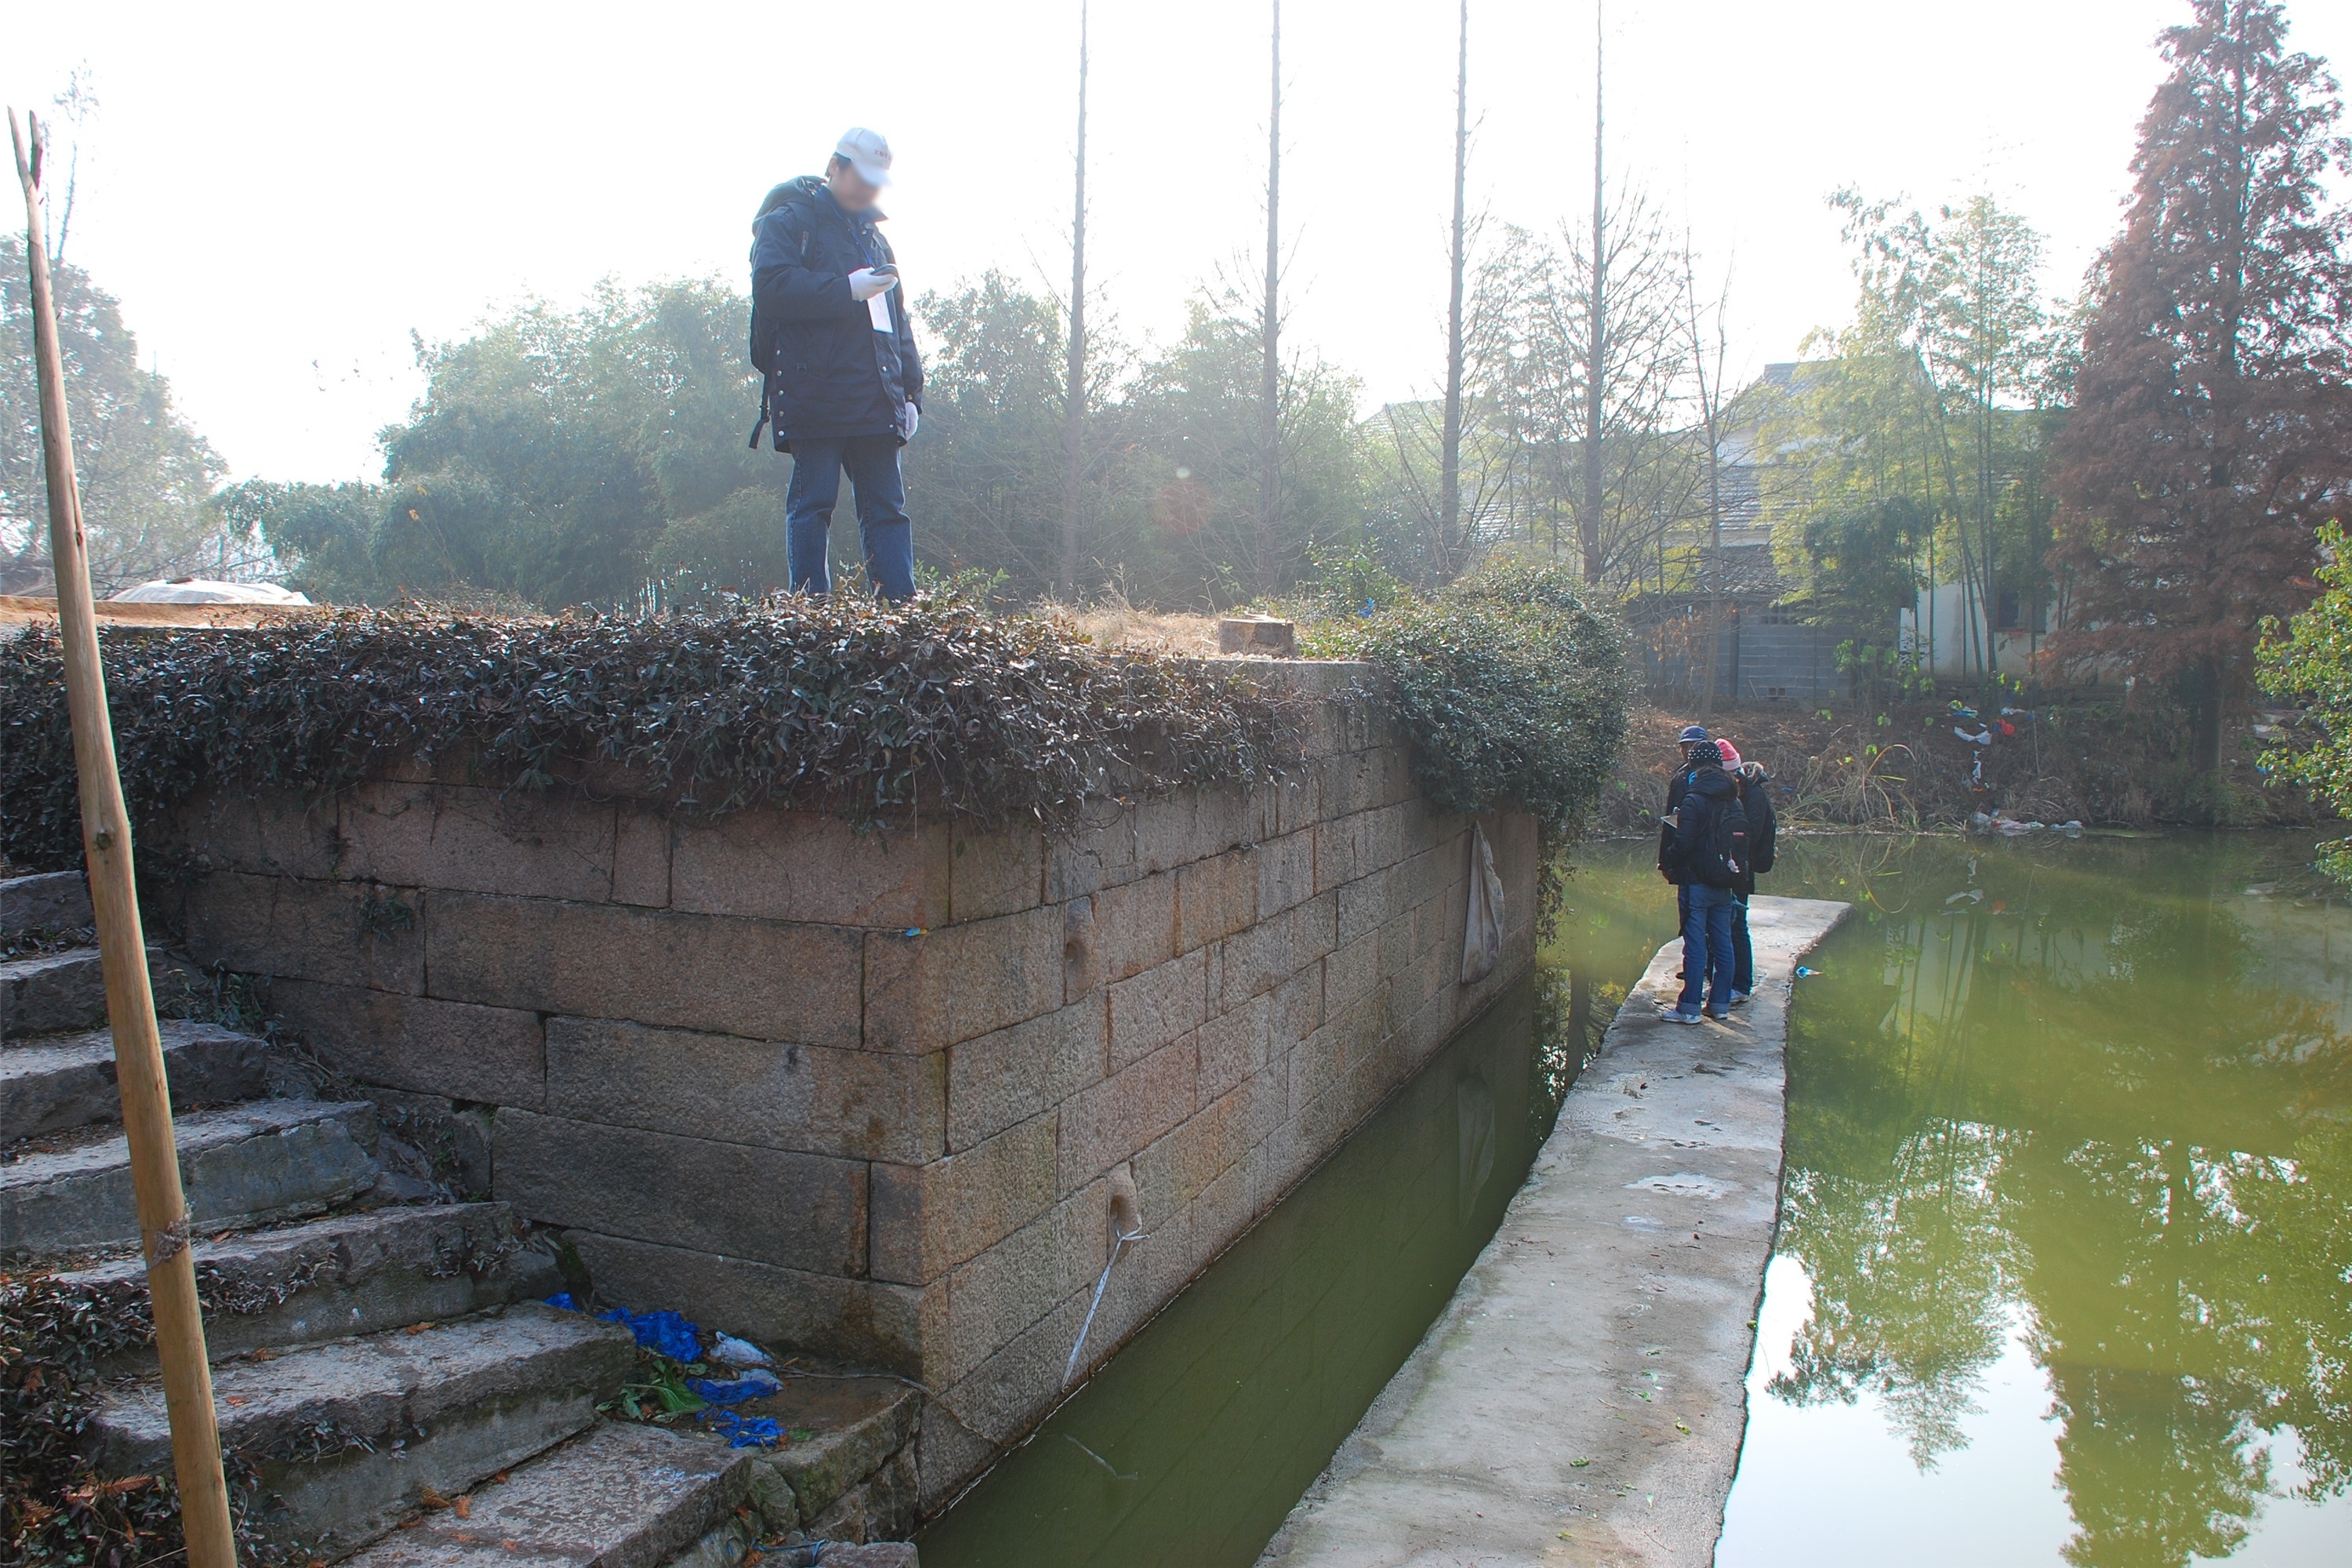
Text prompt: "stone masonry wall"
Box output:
[[151, 662, 1539, 1512]]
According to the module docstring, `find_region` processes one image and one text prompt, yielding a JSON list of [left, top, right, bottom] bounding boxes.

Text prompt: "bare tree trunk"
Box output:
[[1258, 0, 1283, 597], [11, 109, 239, 1568], [1681, 245, 1727, 714], [1579, 2, 1606, 586], [1439, 0, 1470, 577], [1059, 1, 1090, 600]]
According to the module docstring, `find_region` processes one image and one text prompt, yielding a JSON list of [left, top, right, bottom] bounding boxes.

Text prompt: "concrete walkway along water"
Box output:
[[1260, 895, 1850, 1568]]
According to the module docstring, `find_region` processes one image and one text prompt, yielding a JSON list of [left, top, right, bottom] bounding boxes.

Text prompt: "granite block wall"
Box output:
[[153, 662, 1541, 1511]]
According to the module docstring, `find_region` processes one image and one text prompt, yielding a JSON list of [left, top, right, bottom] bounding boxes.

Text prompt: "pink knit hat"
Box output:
[[1715, 738, 1743, 771]]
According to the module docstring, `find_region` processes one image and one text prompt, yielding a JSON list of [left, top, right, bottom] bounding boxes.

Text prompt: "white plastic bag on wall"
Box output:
[[1461, 822, 1504, 984]]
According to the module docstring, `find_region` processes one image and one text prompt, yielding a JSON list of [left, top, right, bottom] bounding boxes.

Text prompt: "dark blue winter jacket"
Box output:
[[748, 176, 924, 449]]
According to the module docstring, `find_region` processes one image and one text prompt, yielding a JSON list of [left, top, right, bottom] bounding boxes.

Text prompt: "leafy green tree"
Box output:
[[212, 479, 382, 603], [238, 281, 781, 608], [2258, 520, 2352, 877], [1123, 295, 1363, 604], [1767, 194, 2065, 687], [1, 235, 231, 593], [902, 270, 1153, 600]]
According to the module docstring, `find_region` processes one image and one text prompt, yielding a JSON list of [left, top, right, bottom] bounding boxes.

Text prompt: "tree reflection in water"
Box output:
[[1755, 833, 2352, 1567]]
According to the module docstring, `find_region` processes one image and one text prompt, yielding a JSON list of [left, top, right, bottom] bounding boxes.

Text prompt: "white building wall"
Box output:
[[1898, 581, 2046, 681]]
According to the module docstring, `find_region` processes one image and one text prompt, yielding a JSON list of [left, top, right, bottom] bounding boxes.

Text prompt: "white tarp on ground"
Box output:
[[107, 579, 313, 605]]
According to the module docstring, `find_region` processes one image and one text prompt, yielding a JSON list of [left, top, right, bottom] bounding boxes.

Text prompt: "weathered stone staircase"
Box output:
[[2, 869, 917, 1568]]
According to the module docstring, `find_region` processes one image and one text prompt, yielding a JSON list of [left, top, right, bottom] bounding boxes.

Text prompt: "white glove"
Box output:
[[901, 402, 920, 441], [848, 267, 899, 302]]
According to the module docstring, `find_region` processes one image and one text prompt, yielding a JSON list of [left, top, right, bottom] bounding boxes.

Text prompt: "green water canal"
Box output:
[[922, 830, 2352, 1567]]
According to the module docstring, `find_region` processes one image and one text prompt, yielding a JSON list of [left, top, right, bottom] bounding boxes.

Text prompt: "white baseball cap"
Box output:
[[834, 127, 893, 187]]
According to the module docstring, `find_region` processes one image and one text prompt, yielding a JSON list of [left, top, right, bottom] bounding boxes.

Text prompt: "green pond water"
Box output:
[[916, 965, 1613, 1568], [923, 830, 2352, 1568]]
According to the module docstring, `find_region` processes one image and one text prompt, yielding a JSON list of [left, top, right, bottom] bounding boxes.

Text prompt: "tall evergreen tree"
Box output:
[[2053, 0, 2352, 780]]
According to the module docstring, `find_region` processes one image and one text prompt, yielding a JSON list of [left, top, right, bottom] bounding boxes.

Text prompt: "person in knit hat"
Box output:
[[1658, 739, 1740, 1022]]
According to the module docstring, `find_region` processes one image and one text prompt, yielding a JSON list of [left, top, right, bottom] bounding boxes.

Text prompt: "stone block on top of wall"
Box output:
[[426, 893, 862, 1051], [946, 1001, 1104, 1156], [1107, 947, 1209, 1073], [180, 872, 424, 994], [866, 1112, 1058, 1287], [545, 1017, 944, 1165], [862, 906, 1062, 1054], [563, 1231, 936, 1377], [339, 782, 617, 903], [948, 829, 1044, 923], [611, 809, 671, 907], [670, 812, 948, 928], [169, 790, 339, 880], [1058, 1036, 1197, 1195], [269, 978, 546, 1109], [495, 1107, 866, 1276]]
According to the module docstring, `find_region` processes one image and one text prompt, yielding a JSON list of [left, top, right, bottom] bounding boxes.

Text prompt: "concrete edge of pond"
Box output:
[[1258, 894, 1852, 1568]]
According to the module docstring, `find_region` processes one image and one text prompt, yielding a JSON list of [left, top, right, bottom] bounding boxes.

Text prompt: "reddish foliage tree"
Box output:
[[2052, 0, 2352, 779]]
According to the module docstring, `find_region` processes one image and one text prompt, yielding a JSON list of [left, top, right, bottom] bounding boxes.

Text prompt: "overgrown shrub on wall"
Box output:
[[1305, 562, 1633, 843], [0, 597, 1306, 873]]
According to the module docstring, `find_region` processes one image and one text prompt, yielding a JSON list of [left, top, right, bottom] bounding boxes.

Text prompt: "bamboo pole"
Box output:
[[9, 108, 238, 1568]]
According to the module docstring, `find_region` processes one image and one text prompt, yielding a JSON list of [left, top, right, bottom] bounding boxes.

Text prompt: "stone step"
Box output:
[[1, 942, 207, 1039], [59, 1203, 562, 1366], [93, 1302, 639, 1562], [0, 1020, 271, 1144], [745, 1375, 923, 1544], [341, 1419, 758, 1568], [0, 1098, 380, 1258], [1, 869, 92, 934]]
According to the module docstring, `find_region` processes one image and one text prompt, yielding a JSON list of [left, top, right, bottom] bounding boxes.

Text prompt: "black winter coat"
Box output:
[[749, 176, 924, 448], [1734, 772, 1777, 898]]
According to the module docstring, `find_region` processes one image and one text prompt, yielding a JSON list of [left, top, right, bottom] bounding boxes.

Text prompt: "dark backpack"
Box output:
[[746, 182, 821, 448], [1702, 787, 1749, 887]]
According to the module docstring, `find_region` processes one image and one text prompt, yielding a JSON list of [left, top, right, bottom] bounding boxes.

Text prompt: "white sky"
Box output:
[[9, 0, 2352, 485]]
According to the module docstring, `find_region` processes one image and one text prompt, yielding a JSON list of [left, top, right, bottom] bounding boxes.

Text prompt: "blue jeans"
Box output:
[[786, 434, 915, 601], [1676, 884, 1737, 1016]]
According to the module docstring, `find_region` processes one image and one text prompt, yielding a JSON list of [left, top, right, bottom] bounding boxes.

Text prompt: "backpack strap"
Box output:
[[746, 377, 770, 450]]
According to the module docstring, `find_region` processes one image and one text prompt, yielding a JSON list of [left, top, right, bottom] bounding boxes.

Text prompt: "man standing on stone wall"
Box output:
[[748, 127, 923, 602]]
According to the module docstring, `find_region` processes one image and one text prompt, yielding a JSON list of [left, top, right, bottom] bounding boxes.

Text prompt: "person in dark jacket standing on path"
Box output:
[[1659, 740, 1741, 1023], [1728, 759, 1777, 1004], [749, 127, 924, 601]]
